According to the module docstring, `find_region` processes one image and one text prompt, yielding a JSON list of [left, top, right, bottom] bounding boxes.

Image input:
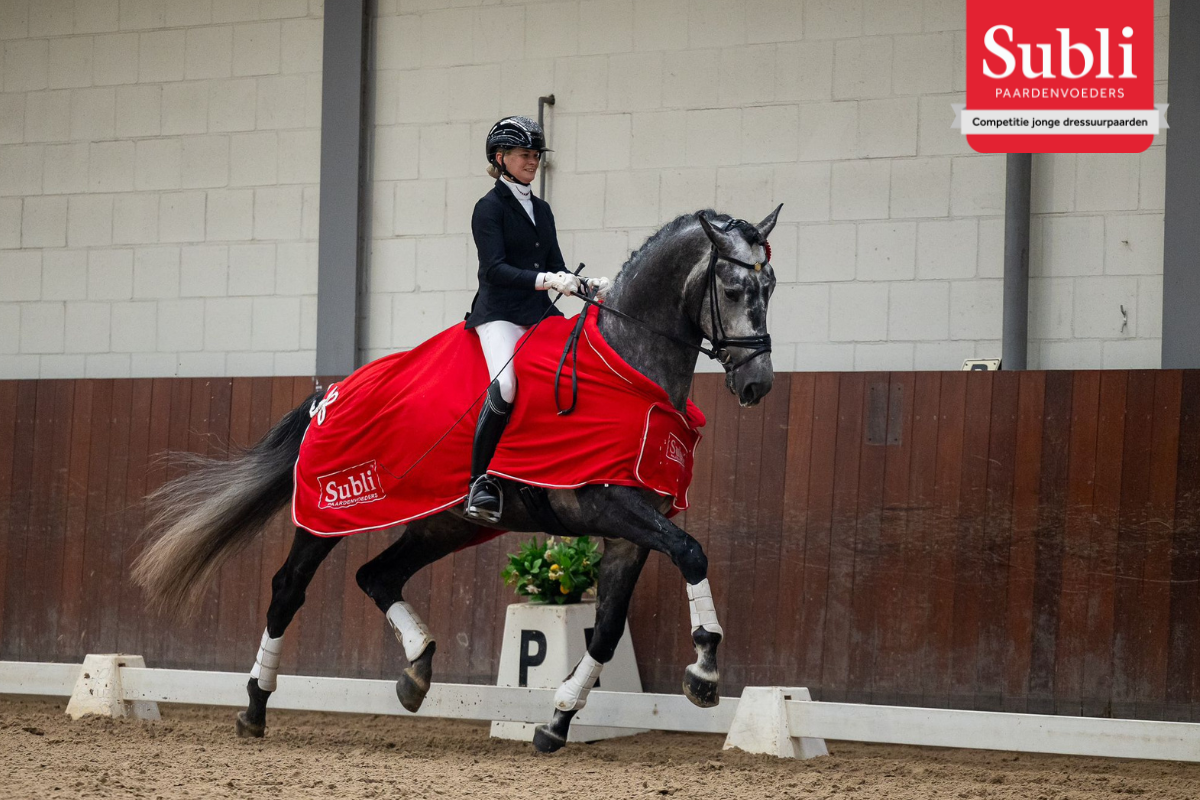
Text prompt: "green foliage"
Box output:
[[500, 536, 601, 605]]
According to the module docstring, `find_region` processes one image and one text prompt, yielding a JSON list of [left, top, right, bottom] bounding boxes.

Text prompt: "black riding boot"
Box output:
[[465, 383, 512, 523]]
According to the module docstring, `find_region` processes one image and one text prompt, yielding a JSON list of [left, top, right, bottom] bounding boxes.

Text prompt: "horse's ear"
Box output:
[[697, 211, 739, 254], [756, 203, 783, 241]]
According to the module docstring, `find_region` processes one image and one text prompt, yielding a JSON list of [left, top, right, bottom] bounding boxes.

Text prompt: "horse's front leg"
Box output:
[[595, 488, 723, 708], [576, 486, 724, 705], [533, 538, 649, 754]]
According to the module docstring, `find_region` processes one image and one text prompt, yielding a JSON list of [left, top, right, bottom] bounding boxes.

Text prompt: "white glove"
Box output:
[[584, 276, 612, 298], [540, 271, 581, 296]]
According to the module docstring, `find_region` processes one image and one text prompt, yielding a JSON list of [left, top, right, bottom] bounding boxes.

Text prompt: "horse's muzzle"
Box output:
[[729, 358, 773, 407], [738, 380, 770, 406]]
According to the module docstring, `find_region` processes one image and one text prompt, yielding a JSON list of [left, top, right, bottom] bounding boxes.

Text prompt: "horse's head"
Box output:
[[696, 205, 781, 407]]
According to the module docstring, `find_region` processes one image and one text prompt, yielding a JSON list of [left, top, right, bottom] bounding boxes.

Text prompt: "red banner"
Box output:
[[962, 0, 1159, 153]]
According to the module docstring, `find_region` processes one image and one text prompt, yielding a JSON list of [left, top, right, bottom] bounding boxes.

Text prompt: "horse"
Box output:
[[131, 204, 781, 753]]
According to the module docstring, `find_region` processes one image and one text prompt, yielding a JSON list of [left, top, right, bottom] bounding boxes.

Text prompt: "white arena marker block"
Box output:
[[724, 687, 828, 759], [65, 655, 161, 721]]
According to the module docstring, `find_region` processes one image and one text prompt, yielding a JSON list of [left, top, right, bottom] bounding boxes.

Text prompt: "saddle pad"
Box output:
[[291, 305, 705, 536]]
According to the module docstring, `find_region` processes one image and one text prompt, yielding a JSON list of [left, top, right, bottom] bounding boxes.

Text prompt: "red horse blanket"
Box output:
[[291, 305, 706, 536]]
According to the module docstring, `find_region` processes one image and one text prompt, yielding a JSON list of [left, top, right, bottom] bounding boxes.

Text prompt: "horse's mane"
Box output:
[[612, 210, 717, 291], [612, 209, 766, 284]]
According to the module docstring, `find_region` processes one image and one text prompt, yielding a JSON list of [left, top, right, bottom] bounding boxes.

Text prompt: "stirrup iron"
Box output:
[[465, 474, 502, 523]]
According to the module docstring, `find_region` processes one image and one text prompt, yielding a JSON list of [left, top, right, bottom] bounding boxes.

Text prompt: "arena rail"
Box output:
[[3, 659, 1199, 763]]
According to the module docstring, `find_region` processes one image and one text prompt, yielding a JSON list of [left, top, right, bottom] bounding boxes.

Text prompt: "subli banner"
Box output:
[[957, 0, 1162, 153]]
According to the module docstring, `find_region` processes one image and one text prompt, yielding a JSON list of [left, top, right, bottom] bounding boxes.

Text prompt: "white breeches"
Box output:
[[474, 320, 528, 404]]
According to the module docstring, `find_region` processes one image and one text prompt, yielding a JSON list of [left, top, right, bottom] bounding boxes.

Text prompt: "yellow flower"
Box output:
[[560, 584, 570, 594]]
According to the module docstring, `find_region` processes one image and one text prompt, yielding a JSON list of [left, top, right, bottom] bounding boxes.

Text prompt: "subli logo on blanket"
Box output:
[[317, 460, 386, 510], [665, 434, 687, 467]]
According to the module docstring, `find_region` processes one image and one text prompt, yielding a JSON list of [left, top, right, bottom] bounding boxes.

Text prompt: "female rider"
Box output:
[[463, 116, 609, 523]]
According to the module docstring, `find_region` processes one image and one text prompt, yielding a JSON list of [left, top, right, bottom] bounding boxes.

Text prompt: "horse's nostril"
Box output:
[[741, 383, 761, 404]]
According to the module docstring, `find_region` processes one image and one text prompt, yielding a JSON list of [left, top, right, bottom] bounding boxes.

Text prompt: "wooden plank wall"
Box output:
[[1, 371, 1198, 721]]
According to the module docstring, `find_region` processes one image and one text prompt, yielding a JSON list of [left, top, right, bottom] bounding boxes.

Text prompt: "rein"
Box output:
[[554, 231, 773, 415], [577, 247, 772, 368]]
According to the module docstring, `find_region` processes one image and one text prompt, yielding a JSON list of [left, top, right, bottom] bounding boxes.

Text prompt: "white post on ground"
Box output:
[[723, 686, 828, 759], [490, 601, 645, 743], [65, 654, 161, 721]]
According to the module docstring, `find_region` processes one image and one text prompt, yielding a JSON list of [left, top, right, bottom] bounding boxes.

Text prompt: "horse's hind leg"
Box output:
[[533, 538, 648, 754], [355, 514, 482, 712], [236, 527, 340, 738]]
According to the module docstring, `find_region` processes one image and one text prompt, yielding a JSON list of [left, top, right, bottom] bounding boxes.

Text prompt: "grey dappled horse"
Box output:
[[132, 205, 781, 753]]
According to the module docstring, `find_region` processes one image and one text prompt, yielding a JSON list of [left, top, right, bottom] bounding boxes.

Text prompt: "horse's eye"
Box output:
[[724, 288, 743, 302]]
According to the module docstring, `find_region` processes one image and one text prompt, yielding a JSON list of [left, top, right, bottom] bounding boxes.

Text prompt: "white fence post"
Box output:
[[65, 655, 160, 721], [723, 686, 828, 759]]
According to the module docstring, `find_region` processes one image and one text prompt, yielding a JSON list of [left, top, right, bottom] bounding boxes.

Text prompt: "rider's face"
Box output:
[[499, 148, 540, 183]]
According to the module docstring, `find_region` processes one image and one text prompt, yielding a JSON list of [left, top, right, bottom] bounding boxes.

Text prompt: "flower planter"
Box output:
[[490, 599, 646, 743]]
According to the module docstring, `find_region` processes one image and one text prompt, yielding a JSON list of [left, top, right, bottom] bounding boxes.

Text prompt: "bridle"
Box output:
[[580, 220, 773, 371], [556, 220, 773, 413], [700, 233, 774, 370]]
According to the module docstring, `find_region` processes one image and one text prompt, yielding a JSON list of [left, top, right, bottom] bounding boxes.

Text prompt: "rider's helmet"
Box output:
[[485, 116, 550, 165]]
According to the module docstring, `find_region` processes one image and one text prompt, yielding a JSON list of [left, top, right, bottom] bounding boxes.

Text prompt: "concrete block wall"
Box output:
[[364, 0, 1170, 371], [0, 0, 324, 379]]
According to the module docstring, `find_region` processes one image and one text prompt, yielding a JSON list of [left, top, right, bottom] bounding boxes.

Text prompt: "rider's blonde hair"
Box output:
[[486, 150, 507, 180]]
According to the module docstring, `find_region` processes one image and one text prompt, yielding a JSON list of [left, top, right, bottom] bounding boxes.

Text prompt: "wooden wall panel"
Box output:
[[0, 371, 1198, 722]]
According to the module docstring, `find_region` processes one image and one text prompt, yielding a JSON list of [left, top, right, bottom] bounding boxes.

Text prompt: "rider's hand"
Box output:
[[540, 271, 581, 297], [584, 276, 611, 299]]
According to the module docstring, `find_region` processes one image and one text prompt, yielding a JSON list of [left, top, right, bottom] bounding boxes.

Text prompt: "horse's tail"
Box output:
[[131, 388, 322, 617]]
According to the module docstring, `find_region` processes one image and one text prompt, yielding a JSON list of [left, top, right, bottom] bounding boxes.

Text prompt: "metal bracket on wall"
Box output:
[[538, 94, 555, 199]]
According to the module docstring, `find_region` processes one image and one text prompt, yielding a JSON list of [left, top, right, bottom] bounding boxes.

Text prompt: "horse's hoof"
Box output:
[[235, 711, 265, 738], [532, 724, 566, 754], [682, 666, 720, 708], [395, 667, 430, 713]]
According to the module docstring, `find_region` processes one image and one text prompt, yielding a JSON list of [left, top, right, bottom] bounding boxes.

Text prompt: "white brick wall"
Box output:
[[0, 0, 1171, 377], [361, 0, 1169, 371], [0, 0, 323, 378]]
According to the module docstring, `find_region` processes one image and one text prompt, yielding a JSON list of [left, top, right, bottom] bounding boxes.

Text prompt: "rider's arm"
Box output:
[[472, 200, 540, 289]]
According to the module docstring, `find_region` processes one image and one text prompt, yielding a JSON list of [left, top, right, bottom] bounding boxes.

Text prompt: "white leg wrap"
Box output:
[[386, 601, 434, 663], [553, 653, 603, 712], [249, 629, 284, 692], [687, 579, 724, 638]]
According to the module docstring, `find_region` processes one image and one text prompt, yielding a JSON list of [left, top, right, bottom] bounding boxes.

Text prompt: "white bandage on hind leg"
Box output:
[[249, 629, 284, 692], [687, 579, 724, 637], [554, 653, 603, 712], [386, 601, 434, 662]]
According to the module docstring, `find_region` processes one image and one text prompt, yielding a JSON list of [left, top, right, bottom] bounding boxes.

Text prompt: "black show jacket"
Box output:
[[464, 179, 567, 329]]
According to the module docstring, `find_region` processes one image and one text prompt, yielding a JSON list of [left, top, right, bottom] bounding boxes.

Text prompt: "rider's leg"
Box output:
[[533, 539, 649, 753], [466, 320, 527, 522], [237, 527, 340, 737], [355, 515, 483, 712]]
